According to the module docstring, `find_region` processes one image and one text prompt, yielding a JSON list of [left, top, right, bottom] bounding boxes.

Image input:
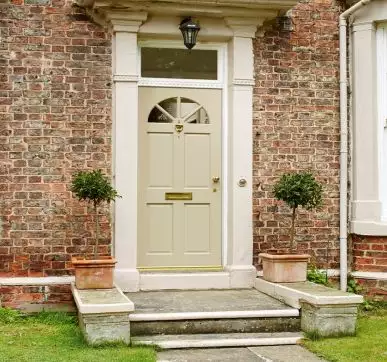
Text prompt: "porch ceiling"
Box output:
[[76, 0, 298, 19]]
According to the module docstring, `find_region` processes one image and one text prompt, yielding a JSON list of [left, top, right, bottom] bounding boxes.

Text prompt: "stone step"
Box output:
[[130, 309, 300, 321], [127, 289, 301, 336], [131, 332, 303, 349], [130, 309, 300, 336]]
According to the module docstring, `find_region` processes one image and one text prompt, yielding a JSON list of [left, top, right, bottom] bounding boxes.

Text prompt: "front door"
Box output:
[[138, 87, 222, 268]]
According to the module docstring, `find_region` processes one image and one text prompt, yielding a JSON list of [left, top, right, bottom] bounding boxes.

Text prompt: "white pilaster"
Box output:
[[351, 22, 382, 224], [224, 18, 263, 287], [111, 13, 147, 292]]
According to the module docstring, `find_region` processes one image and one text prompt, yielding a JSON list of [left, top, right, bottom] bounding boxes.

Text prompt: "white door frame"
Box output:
[[138, 40, 228, 267], [110, 13, 263, 291]]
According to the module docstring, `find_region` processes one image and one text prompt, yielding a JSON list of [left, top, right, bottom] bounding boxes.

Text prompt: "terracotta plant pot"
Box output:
[[259, 253, 310, 283], [72, 256, 117, 289]]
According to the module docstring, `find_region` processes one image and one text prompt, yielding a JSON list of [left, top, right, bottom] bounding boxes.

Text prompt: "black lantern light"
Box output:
[[179, 17, 200, 50]]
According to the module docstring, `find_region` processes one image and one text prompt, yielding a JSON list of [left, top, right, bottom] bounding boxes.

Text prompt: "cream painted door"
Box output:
[[138, 87, 222, 268]]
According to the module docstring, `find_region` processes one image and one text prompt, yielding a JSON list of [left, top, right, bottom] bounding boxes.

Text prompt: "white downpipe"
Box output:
[[339, 0, 372, 291]]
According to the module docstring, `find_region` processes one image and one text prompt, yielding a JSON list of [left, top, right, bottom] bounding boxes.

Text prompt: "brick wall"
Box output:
[[252, 0, 343, 269], [352, 235, 387, 272], [0, 283, 75, 311], [355, 278, 387, 301], [0, 0, 112, 276], [1, 0, 386, 280]]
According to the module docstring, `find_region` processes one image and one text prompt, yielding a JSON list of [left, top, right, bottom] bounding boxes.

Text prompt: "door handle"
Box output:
[[212, 176, 220, 183]]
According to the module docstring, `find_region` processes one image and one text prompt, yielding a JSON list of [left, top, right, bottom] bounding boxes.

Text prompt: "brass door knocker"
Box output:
[[175, 124, 184, 134]]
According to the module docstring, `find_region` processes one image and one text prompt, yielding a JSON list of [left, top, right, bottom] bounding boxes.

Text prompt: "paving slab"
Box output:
[[72, 284, 134, 314], [157, 346, 326, 362], [249, 345, 327, 362], [255, 279, 363, 309], [126, 289, 293, 314], [157, 347, 263, 362]]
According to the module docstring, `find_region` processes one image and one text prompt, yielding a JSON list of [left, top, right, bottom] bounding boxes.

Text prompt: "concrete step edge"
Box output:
[[129, 309, 300, 321], [132, 333, 303, 349]]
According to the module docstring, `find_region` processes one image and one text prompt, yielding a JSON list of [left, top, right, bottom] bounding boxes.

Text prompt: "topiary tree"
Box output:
[[273, 171, 323, 250], [71, 170, 121, 259]]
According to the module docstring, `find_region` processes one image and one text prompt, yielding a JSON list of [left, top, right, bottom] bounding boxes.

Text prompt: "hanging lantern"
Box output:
[[179, 17, 200, 50]]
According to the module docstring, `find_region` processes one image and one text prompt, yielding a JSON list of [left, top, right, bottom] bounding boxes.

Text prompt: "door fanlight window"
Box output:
[[148, 97, 209, 124], [141, 48, 217, 80]]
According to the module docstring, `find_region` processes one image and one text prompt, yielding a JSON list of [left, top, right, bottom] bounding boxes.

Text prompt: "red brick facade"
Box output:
[[352, 235, 387, 272], [0, 283, 74, 311], [253, 0, 343, 269], [356, 278, 387, 301], [0, 0, 386, 289], [0, 0, 112, 277]]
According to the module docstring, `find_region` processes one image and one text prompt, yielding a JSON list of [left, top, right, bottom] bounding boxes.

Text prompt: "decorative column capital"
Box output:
[[224, 17, 265, 38], [106, 11, 148, 33], [85, 8, 148, 33], [352, 21, 376, 33]]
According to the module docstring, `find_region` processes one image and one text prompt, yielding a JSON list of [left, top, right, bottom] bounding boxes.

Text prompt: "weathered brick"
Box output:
[[0, 0, 112, 277], [0, 283, 75, 310], [253, 0, 342, 270], [356, 278, 387, 301], [352, 235, 387, 272], [1, 0, 386, 282]]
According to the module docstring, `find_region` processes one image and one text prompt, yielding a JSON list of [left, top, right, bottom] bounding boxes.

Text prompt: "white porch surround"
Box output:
[[77, 0, 298, 291], [109, 12, 148, 292], [224, 18, 262, 288], [350, 1, 387, 235]]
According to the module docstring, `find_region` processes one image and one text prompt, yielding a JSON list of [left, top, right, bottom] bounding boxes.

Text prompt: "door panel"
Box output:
[[184, 134, 211, 188], [148, 133, 174, 187], [138, 87, 222, 268], [147, 204, 173, 253], [184, 204, 211, 253]]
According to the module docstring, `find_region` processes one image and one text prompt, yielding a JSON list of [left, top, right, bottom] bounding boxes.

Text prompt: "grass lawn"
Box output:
[[0, 309, 156, 362], [303, 304, 387, 362]]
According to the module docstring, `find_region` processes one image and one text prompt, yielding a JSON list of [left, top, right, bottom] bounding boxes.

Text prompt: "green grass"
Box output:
[[0, 309, 156, 362], [303, 305, 387, 362]]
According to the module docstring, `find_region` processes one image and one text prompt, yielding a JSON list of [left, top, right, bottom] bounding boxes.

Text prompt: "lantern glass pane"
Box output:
[[141, 47, 218, 80], [187, 30, 193, 42]]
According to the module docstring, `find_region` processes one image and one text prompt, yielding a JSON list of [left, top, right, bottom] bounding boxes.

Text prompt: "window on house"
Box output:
[[141, 47, 218, 80]]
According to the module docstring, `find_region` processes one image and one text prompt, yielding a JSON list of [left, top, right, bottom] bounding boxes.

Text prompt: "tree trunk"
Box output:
[[290, 206, 297, 251], [94, 202, 99, 259]]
